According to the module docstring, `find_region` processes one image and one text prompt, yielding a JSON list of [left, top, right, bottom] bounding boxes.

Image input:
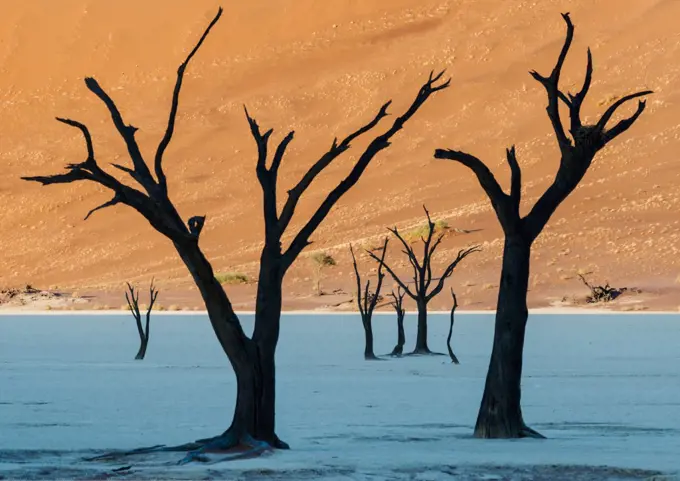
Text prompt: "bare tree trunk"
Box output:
[[413, 298, 430, 354], [363, 322, 377, 360], [240, 248, 285, 446], [446, 289, 459, 364], [474, 237, 540, 438], [391, 314, 405, 356], [135, 338, 148, 360]]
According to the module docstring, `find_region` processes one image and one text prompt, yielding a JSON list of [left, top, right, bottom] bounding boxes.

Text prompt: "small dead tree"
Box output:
[[311, 252, 336, 296], [578, 273, 626, 303], [389, 287, 406, 357], [369, 206, 479, 354], [22, 7, 449, 459], [125, 280, 159, 360], [446, 288, 460, 364], [435, 14, 651, 438], [350, 239, 388, 360]]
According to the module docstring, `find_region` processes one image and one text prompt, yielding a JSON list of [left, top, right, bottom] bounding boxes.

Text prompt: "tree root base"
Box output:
[[473, 423, 546, 439], [520, 424, 546, 439], [84, 430, 289, 465], [364, 355, 386, 361], [407, 349, 446, 356]]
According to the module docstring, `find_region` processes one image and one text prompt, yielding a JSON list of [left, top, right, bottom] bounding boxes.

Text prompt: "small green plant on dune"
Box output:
[[310, 252, 336, 296]]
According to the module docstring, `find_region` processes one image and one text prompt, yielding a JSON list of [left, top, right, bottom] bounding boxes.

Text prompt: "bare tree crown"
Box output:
[[435, 13, 652, 243], [368, 206, 479, 302]]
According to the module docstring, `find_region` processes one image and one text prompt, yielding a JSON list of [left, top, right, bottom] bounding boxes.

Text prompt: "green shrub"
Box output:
[[403, 219, 449, 242], [215, 272, 249, 285]]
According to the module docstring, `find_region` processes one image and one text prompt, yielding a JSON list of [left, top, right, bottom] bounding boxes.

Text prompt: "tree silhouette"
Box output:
[[22, 8, 450, 459], [350, 239, 389, 360], [388, 287, 406, 357], [446, 288, 460, 364], [368, 206, 479, 354], [435, 13, 652, 438], [125, 279, 159, 360]]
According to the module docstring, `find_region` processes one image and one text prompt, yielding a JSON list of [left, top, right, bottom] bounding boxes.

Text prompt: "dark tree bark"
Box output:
[[434, 13, 652, 438], [22, 7, 449, 460], [350, 239, 389, 360], [368, 206, 479, 355], [446, 288, 459, 364], [388, 287, 406, 357], [124, 279, 159, 360]]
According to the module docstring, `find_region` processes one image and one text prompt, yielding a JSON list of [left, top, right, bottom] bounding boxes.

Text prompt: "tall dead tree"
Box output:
[[369, 206, 479, 354], [350, 239, 388, 360], [125, 280, 159, 360], [446, 288, 459, 364], [435, 14, 651, 438], [22, 8, 449, 458], [389, 287, 406, 357]]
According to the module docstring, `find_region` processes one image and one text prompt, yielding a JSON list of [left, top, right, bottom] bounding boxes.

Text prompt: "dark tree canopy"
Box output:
[[435, 13, 651, 439]]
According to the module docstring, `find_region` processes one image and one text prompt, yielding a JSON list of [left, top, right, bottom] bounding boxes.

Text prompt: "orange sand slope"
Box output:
[[1, 0, 679, 311]]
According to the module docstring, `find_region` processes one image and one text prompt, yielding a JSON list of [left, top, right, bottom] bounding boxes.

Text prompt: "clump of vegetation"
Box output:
[[215, 272, 249, 285], [311, 252, 336, 296], [403, 219, 449, 242]]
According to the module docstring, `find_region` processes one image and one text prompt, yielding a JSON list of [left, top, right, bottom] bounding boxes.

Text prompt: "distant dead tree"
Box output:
[[446, 288, 460, 364], [578, 273, 626, 303], [350, 239, 388, 360], [125, 280, 159, 360], [369, 206, 479, 354], [22, 7, 449, 460], [388, 287, 406, 357], [310, 252, 336, 296], [435, 13, 652, 439]]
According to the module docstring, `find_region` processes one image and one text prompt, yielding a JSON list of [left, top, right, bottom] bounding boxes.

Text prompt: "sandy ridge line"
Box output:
[[0, 308, 677, 316]]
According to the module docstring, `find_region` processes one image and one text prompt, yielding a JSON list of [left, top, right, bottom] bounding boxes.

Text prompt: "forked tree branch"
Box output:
[[350, 238, 389, 318], [388, 286, 406, 315], [426, 245, 481, 302], [278, 72, 449, 271], [84, 77, 157, 193], [436, 13, 651, 243], [155, 8, 224, 194], [277, 101, 392, 234], [22, 10, 226, 243], [433, 148, 517, 231]]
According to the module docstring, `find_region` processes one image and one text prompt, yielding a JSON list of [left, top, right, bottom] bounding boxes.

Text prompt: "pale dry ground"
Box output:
[[1, 0, 680, 312]]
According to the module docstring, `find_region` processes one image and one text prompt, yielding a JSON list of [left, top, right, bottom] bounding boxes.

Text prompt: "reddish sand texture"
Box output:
[[1, 0, 679, 312]]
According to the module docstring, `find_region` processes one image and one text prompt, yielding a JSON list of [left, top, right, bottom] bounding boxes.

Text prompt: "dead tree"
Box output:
[[435, 14, 651, 439], [446, 288, 460, 364], [388, 287, 406, 357], [350, 239, 388, 360], [578, 273, 626, 303], [22, 7, 449, 460], [125, 280, 159, 360], [369, 206, 479, 354]]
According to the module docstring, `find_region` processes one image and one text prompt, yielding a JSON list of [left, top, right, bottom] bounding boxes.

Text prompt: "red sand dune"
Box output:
[[1, 0, 679, 311]]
